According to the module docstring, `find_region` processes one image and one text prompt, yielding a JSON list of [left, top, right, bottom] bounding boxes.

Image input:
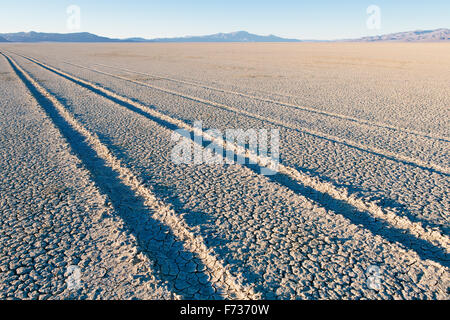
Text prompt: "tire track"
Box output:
[[11, 51, 450, 259], [90, 62, 449, 143], [59, 59, 449, 176], [1, 51, 258, 300]]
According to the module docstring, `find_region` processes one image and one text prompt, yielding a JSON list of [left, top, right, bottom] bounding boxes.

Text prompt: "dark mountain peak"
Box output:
[[230, 31, 250, 35]]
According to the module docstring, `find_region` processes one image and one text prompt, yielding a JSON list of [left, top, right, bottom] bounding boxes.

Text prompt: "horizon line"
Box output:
[[1, 28, 449, 42]]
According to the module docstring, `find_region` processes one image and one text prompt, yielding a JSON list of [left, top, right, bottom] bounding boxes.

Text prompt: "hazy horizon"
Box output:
[[1, 28, 450, 42]]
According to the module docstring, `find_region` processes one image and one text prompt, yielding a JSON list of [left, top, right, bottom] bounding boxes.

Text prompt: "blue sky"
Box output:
[[0, 0, 449, 40]]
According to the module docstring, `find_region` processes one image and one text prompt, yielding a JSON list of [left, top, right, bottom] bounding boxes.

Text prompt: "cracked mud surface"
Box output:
[[0, 43, 448, 299]]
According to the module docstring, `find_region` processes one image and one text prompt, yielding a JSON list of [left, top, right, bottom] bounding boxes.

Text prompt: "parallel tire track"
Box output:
[[61, 60, 450, 176], [91, 62, 450, 143], [12, 52, 450, 257], [1, 51, 258, 300]]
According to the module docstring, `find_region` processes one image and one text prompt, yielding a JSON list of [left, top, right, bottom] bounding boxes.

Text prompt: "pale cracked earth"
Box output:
[[0, 43, 448, 300]]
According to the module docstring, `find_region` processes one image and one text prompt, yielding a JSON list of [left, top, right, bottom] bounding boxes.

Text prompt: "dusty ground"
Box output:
[[0, 43, 448, 299]]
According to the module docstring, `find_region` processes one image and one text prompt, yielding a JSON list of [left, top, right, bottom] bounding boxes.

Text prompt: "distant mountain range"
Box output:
[[0, 31, 121, 42], [0, 31, 300, 43], [147, 31, 301, 42], [351, 28, 449, 42], [0, 29, 448, 43]]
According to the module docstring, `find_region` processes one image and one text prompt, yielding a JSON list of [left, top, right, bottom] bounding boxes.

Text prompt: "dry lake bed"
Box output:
[[0, 43, 448, 299]]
